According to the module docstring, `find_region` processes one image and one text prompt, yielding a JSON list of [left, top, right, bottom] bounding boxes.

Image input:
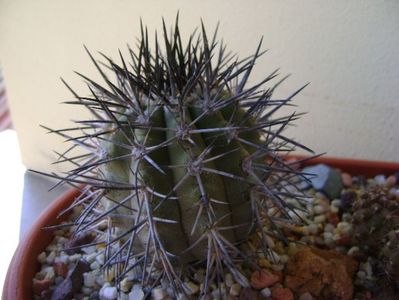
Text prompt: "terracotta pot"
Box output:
[[2, 157, 399, 299], [2, 188, 80, 300]]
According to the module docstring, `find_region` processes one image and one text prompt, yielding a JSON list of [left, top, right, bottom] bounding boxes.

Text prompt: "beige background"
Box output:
[[0, 0, 398, 172]]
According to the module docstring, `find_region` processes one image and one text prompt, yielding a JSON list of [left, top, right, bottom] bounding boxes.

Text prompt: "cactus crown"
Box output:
[[40, 16, 313, 297]]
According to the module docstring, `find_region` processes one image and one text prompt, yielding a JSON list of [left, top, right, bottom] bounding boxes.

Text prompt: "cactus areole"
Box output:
[[41, 16, 313, 296]]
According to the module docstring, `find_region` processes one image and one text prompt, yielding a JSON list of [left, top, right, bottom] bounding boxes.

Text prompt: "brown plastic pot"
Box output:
[[2, 157, 399, 299]]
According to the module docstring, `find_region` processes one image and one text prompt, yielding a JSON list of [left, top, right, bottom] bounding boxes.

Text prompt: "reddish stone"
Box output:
[[273, 270, 284, 283], [250, 269, 280, 289], [337, 235, 352, 246], [284, 246, 358, 300], [54, 262, 69, 277], [272, 287, 294, 300], [341, 173, 352, 187], [387, 175, 397, 187], [33, 278, 52, 295], [327, 212, 340, 226]]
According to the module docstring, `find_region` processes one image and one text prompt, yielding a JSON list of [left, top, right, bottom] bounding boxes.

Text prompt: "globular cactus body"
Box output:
[[41, 17, 312, 296]]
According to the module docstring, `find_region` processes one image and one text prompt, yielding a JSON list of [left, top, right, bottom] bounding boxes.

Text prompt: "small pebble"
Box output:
[[357, 270, 367, 280], [267, 250, 280, 263], [90, 261, 101, 270], [184, 281, 199, 295], [82, 286, 92, 295], [271, 287, 294, 300], [46, 251, 56, 264], [314, 215, 326, 224], [225, 273, 234, 287], [83, 272, 96, 288], [250, 269, 279, 289], [33, 278, 52, 296], [37, 252, 47, 264], [99, 286, 118, 300], [347, 246, 359, 256], [299, 292, 313, 300], [374, 175, 386, 185], [313, 204, 325, 215], [387, 175, 397, 186], [308, 223, 319, 235], [230, 283, 241, 296], [129, 285, 144, 300], [151, 286, 167, 300], [341, 173, 352, 187], [260, 287, 272, 297]]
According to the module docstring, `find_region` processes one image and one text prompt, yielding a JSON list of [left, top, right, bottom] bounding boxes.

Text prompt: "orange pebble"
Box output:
[[272, 287, 294, 300], [250, 269, 280, 289], [54, 262, 68, 277], [33, 278, 52, 295]]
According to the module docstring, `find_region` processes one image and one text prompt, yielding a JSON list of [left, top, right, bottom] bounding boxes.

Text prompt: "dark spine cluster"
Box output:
[[37, 15, 313, 297]]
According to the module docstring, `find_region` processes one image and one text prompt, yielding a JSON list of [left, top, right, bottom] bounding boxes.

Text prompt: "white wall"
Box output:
[[0, 0, 398, 172]]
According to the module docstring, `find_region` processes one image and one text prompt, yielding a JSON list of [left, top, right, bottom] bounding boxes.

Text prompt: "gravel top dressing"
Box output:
[[32, 164, 399, 300]]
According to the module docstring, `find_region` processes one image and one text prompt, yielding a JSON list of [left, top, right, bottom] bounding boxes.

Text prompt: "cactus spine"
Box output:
[[41, 16, 312, 297]]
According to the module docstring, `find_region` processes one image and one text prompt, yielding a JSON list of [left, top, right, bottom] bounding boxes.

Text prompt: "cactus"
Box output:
[[352, 186, 399, 296], [39, 16, 313, 297]]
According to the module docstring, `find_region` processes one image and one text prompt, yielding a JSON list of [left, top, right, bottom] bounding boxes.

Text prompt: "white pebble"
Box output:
[[337, 222, 353, 235], [280, 254, 289, 264], [230, 283, 241, 296], [100, 286, 118, 300], [95, 274, 105, 286], [120, 277, 133, 293], [331, 199, 342, 208], [225, 273, 234, 287], [54, 254, 69, 264], [266, 250, 280, 263], [308, 223, 319, 235], [96, 253, 105, 265], [330, 205, 339, 214], [314, 215, 326, 224], [85, 252, 98, 263], [260, 287, 271, 297], [129, 285, 144, 300], [46, 251, 56, 264], [313, 204, 325, 215], [151, 286, 167, 300], [37, 252, 47, 264], [46, 244, 58, 252], [347, 246, 359, 256], [82, 286, 92, 295], [90, 261, 101, 270], [69, 253, 82, 262], [184, 281, 199, 295], [40, 266, 55, 281], [119, 293, 129, 300], [271, 264, 284, 272], [82, 245, 97, 255], [374, 175, 386, 185], [84, 272, 96, 288], [323, 232, 334, 245], [324, 223, 335, 233]]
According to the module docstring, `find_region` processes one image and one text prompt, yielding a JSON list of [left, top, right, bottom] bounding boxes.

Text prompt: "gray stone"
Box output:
[[303, 164, 343, 200]]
